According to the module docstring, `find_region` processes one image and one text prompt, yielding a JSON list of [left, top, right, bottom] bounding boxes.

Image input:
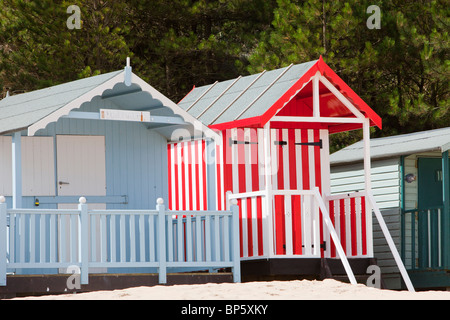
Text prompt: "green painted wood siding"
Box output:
[[330, 157, 403, 289]]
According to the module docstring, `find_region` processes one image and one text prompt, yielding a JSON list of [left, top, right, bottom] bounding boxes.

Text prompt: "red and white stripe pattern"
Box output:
[[167, 140, 208, 211], [328, 194, 368, 258], [167, 128, 369, 260], [270, 128, 329, 257], [217, 128, 330, 258]]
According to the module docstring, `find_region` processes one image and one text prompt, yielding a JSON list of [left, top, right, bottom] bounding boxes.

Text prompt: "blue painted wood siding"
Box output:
[[34, 95, 169, 209]]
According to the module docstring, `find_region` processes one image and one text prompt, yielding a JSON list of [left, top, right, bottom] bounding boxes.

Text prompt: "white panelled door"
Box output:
[[56, 135, 106, 201], [56, 135, 106, 271]]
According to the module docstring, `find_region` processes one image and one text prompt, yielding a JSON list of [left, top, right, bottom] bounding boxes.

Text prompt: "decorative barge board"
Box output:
[[176, 57, 413, 289]]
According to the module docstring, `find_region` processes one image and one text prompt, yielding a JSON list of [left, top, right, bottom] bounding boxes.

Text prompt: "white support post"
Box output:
[[0, 196, 7, 286], [313, 188, 357, 285], [78, 197, 89, 285], [363, 118, 374, 256], [263, 122, 274, 257], [230, 199, 241, 283], [12, 131, 22, 209], [157, 198, 167, 284], [313, 72, 320, 118]]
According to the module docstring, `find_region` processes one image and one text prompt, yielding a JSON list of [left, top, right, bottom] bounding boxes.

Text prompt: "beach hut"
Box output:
[[0, 59, 216, 212], [330, 127, 450, 290], [0, 60, 242, 293], [174, 57, 412, 287]]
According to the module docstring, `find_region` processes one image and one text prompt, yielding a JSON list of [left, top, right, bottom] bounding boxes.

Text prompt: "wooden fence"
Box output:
[[0, 196, 240, 286]]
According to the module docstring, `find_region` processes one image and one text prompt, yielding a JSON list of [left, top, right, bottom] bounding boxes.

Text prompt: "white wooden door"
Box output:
[[56, 135, 106, 271], [56, 135, 106, 199]]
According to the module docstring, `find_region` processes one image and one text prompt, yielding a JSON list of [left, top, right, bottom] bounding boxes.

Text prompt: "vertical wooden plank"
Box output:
[[90, 214, 96, 262], [240, 199, 248, 258], [356, 196, 363, 256], [71, 214, 77, 263], [177, 214, 183, 262], [111, 215, 116, 262], [139, 214, 145, 262], [20, 214, 25, 263], [350, 197, 357, 256], [130, 214, 136, 263], [303, 195, 312, 256], [205, 215, 211, 262], [186, 214, 192, 261], [214, 214, 220, 261], [360, 196, 367, 256], [196, 214, 202, 262], [30, 214, 36, 262], [40, 214, 45, 263], [101, 215, 107, 262], [167, 214, 173, 262], [329, 200, 336, 258], [120, 214, 126, 262], [223, 214, 230, 261], [345, 198, 351, 255], [9, 212, 15, 264], [339, 199, 346, 255], [149, 214, 155, 262]]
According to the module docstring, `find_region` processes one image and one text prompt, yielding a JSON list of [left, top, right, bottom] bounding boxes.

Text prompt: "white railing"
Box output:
[[325, 191, 372, 258], [228, 188, 358, 285], [0, 196, 240, 286]]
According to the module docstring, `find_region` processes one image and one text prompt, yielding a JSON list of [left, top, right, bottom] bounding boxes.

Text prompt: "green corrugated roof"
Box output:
[[178, 60, 317, 126], [0, 70, 123, 135]]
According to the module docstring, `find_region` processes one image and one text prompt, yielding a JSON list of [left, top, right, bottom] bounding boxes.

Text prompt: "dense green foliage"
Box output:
[[0, 0, 448, 149]]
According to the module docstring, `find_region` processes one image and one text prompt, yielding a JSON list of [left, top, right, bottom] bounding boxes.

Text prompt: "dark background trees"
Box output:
[[0, 0, 448, 150]]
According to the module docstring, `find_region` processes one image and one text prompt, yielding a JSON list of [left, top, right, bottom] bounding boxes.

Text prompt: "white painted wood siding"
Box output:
[[0, 136, 12, 196], [22, 136, 55, 196], [0, 136, 55, 196]]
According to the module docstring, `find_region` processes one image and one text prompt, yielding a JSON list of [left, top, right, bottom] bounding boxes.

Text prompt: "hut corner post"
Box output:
[[78, 197, 89, 285], [230, 199, 241, 283], [157, 198, 167, 284], [363, 118, 374, 256], [442, 150, 450, 268], [0, 196, 6, 286]]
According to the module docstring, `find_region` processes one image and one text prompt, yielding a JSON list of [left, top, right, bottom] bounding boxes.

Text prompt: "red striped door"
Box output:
[[271, 128, 326, 257], [167, 140, 208, 211], [219, 127, 329, 259]]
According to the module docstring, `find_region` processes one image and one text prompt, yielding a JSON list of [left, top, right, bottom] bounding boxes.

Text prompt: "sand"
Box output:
[[9, 279, 450, 300]]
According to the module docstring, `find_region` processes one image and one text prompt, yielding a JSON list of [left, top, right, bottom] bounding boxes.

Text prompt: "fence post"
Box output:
[[78, 197, 89, 285], [157, 198, 167, 284], [0, 196, 7, 286], [230, 199, 241, 283]]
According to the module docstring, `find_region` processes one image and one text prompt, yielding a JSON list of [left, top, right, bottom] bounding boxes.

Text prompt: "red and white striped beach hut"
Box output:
[[168, 57, 388, 280]]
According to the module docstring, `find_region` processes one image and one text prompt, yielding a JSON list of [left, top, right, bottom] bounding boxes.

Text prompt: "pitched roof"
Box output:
[[178, 57, 382, 132], [0, 68, 217, 140], [0, 70, 122, 135], [330, 127, 450, 165]]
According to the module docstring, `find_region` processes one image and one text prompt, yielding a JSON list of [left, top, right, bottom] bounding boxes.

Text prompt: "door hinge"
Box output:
[[229, 138, 258, 146], [275, 139, 323, 149]]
